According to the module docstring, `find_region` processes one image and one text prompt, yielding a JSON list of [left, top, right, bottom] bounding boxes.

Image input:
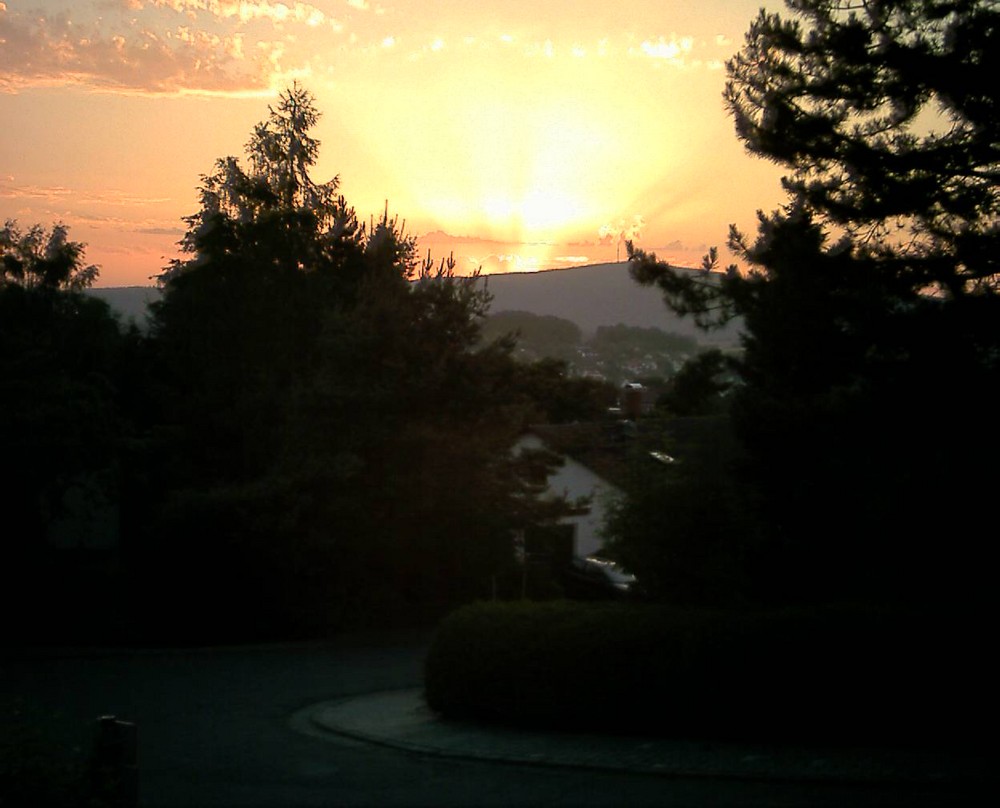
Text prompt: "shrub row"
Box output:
[[424, 600, 988, 746]]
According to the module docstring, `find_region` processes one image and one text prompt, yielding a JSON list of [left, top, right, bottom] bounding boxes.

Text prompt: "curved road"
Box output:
[[3, 630, 985, 807]]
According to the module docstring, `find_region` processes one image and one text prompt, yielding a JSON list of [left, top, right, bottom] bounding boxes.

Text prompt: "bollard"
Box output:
[[90, 715, 138, 808]]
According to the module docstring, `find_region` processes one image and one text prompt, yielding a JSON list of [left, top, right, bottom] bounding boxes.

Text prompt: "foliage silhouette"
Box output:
[[141, 85, 571, 636], [1, 221, 146, 641], [621, 0, 999, 607], [657, 349, 734, 417], [1, 220, 99, 292]]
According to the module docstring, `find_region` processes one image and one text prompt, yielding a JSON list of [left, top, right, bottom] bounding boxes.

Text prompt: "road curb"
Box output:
[[301, 689, 994, 787]]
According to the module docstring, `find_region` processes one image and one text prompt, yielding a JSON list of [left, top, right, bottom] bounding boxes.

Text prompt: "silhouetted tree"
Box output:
[[626, 0, 999, 606], [603, 416, 754, 607], [481, 311, 582, 362], [659, 349, 733, 417], [1, 222, 140, 640], [1, 220, 99, 292], [503, 357, 618, 424], [143, 86, 568, 636], [590, 324, 698, 359], [285, 263, 575, 617], [149, 83, 370, 489]]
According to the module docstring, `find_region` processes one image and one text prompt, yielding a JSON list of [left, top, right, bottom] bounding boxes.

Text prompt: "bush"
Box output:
[[424, 600, 989, 745]]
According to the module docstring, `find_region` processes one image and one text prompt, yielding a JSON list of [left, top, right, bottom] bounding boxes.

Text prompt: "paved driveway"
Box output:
[[2, 631, 985, 807]]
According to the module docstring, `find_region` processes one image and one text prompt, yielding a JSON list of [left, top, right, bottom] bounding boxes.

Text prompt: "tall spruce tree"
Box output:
[[144, 86, 567, 636], [627, 0, 999, 606]]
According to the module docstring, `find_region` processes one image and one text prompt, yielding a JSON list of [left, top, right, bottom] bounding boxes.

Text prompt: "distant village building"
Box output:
[[517, 412, 715, 568], [619, 382, 654, 419], [516, 431, 620, 562], [517, 385, 653, 562]]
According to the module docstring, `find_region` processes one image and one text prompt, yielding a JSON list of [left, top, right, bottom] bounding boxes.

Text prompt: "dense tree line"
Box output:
[[2, 86, 600, 643], [611, 0, 998, 610], [481, 309, 706, 388]]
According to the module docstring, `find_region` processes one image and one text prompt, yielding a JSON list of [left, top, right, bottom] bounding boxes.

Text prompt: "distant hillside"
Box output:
[[89, 286, 159, 328], [90, 263, 742, 346], [478, 263, 741, 346]]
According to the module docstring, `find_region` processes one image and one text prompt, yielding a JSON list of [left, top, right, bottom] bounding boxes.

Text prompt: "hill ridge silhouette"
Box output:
[[90, 263, 740, 345]]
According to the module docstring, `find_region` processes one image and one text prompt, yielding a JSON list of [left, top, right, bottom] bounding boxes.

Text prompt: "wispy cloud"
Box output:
[[628, 31, 735, 71], [0, 7, 283, 94], [135, 226, 185, 235], [635, 34, 694, 65], [0, 179, 171, 208], [0, 183, 73, 206], [599, 215, 645, 244], [359, 27, 722, 69], [0, 2, 344, 95], [131, 1, 339, 28]]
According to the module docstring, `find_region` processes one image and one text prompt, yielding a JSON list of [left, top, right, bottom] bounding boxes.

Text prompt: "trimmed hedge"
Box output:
[[424, 600, 989, 745]]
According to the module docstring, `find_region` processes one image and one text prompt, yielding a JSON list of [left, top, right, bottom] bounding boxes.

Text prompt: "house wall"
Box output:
[[517, 434, 621, 559]]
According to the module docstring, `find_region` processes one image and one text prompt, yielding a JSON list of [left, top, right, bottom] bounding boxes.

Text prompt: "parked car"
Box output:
[[561, 555, 642, 601]]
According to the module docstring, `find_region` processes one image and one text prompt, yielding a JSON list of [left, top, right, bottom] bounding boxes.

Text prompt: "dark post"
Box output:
[[90, 715, 138, 808]]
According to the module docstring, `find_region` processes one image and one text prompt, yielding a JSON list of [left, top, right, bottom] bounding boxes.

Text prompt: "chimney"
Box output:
[[621, 382, 645, 420]]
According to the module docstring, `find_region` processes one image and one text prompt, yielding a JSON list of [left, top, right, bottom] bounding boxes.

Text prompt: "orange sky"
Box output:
[[0, 1, 788, 286]]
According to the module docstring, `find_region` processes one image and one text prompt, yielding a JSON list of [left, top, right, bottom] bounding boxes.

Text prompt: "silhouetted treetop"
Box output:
[[248, 81, 326, 211], [161, 82, 375, 282], [1, 220, 99, 291], [632, 0, 999, 361], [726, 0, 999, 297]]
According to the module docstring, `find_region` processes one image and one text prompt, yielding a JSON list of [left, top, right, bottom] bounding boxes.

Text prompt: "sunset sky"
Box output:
[[0, 1, 790, 287]]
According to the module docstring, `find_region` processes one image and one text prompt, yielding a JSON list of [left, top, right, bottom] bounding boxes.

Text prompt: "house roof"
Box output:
[[527, 415, 737, 490]]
